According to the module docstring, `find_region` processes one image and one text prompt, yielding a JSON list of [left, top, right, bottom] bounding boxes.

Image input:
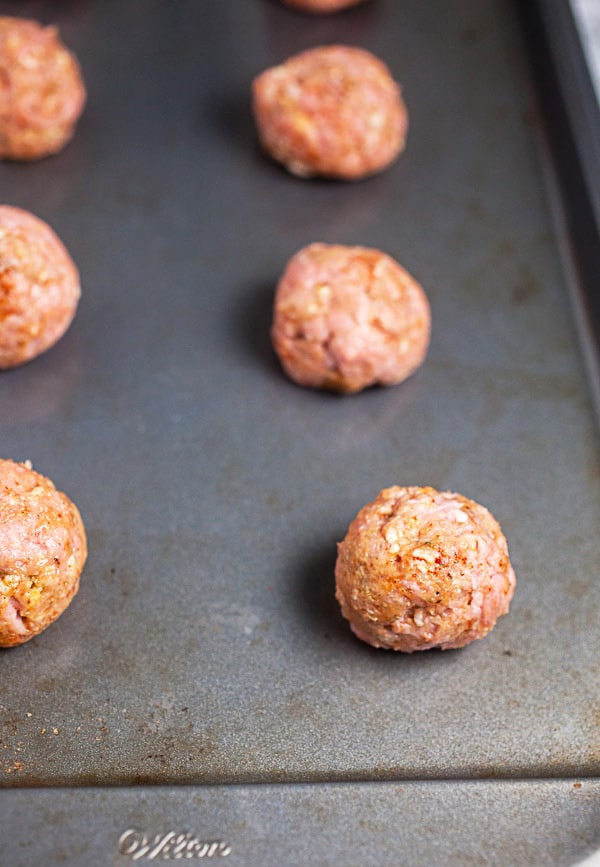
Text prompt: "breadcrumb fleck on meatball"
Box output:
[[0, 205, 81, 369], [0, 16, 86, 161], [0, 459, 87, 648], [252, 45, 407, 180], [271, 243, 430, 393], [281, 0, 365, 13], [335, 486, 516, 652]]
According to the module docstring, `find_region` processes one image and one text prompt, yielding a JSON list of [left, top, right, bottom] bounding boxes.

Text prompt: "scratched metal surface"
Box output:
[[0, 0, 599, 862]]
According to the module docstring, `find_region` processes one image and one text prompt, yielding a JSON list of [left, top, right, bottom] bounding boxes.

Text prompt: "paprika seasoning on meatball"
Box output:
[[335, 486, 516, 652], [0, 16, 86, 161], [0, 205, 81, 369], [252, 45, 407, 179], [271, 243, 430, 393], [0, 459, 87, 647], [281, 0, 365, 13]]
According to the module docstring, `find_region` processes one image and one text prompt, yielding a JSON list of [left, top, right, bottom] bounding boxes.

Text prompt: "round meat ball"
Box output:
[[335, 486, 516, 652], [0, 205, 81, 369], [252, 45, 407, 179], [271, 243, 430, 393], [0, 459, 87, 647], [281, 0, 365, 13], [0, 16, 86, 161]]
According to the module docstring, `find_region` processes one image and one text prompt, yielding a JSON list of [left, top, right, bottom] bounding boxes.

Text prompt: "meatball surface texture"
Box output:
[[271, 243, 430, 393], [0, 205, 81, 369], [252, 45, 407, 179], [281, 0, 365, 13], [0, 459, 87, 647], [0, 16, 86, 160], [335, 486, 516, 652]]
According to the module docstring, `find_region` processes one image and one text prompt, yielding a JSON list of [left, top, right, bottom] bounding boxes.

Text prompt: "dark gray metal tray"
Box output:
[[0, 0, 599, 864]]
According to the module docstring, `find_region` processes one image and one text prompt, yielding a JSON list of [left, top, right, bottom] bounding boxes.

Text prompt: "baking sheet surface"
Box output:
[[0, 0, 598, 800], [3, 780, 600, 867]]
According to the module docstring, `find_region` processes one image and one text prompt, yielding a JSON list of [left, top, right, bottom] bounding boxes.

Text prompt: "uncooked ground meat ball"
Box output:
[[0, 205, 81, 369], [335, 486, 516, 652], [281, 0, 365, 13], [271, 243, 430, 393], [252, 45, 407, 179], [0, 459, 87, 647], [0, 16, 86, 161]]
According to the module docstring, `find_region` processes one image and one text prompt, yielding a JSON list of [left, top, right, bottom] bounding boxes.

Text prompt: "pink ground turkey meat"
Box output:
[[281, 0, 365, 13], [0, 459, 87, 647], [0, 16, 86, 161], [335, 486, 516, 652], [0, 205, 81, 369], [252, 45, 407, 179], [271, 243, 430, 393]]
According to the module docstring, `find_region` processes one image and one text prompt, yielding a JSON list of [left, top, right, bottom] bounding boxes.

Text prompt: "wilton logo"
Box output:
[[118, 829, 231, 861]]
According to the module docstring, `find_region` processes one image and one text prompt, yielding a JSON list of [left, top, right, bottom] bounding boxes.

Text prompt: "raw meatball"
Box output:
[[0, 459, 87, 647], [0, 205, 81, 369], [271, 243, 430, 393], [252, 45, 407, 179], [281, 0, 365, 13], [335, 486, 516, 652], [0, 16, 86, 161]]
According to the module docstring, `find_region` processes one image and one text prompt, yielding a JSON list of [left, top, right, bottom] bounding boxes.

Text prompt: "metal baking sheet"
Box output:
[[0, 0, 599, 863]]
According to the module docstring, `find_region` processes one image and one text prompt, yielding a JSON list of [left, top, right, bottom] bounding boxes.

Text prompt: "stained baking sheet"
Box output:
[[0, 0, 599, 864]]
